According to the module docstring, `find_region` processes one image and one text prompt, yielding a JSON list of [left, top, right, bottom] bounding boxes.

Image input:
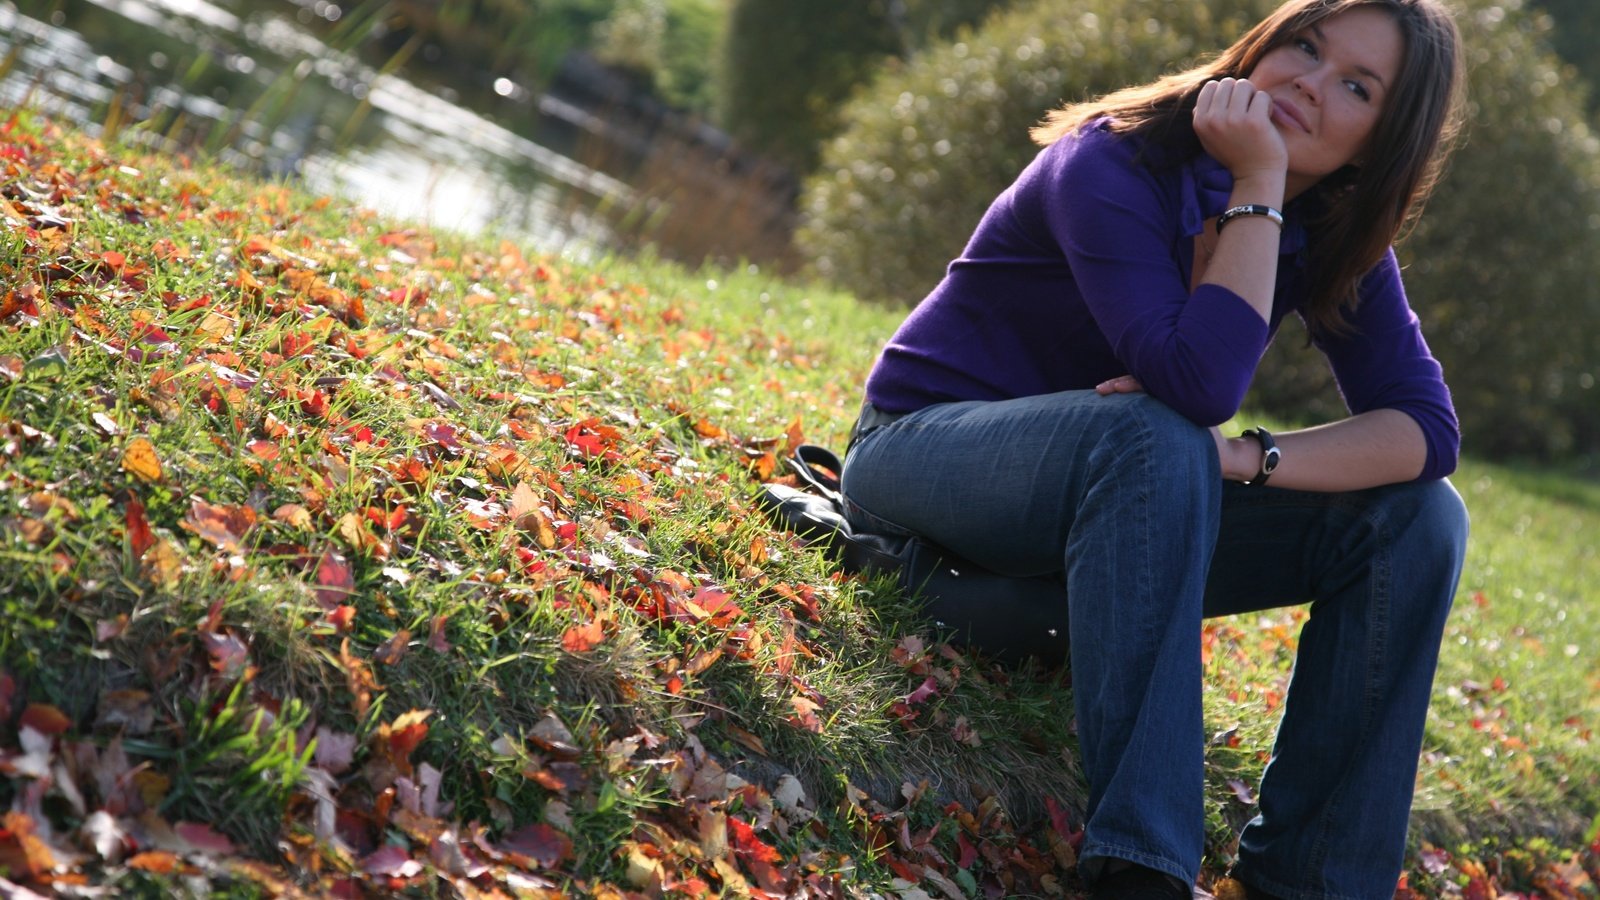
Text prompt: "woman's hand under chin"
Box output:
[[1192, 77, 1289, 185]]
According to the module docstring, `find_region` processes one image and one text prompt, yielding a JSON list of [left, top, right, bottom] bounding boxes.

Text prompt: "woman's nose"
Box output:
[[1293, 71, 1322, 104]]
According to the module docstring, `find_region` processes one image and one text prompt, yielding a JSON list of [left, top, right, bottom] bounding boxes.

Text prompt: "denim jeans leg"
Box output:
[[841, 391, 1221, 885], [1204, 480, 1470, 900]]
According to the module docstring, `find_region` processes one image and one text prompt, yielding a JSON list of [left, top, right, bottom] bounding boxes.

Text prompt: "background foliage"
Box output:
[[717, 0, 1015, 173], [796, 0, 1600, 460]]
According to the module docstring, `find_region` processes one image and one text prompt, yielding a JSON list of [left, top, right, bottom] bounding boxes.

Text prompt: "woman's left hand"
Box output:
[[1095, 374, 1144, 395]]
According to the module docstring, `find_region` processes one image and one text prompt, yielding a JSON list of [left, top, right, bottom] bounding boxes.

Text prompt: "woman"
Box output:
[[838, 1, 1470, 897]]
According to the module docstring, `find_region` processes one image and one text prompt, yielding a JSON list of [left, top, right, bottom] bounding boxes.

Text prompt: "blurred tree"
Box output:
[[1526, 0, 1600, 110], [718, 0, 903, 173], [383, 0, 722, 115], [718, 0, 1016, 173], [594, 0, 669, 78], [800, 0, 1600, 459]]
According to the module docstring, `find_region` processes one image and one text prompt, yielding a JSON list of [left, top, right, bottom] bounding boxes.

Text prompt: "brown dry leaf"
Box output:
[[182, 498, 256, 552], [788, 697, 823, 734], [141, 538, 185, 586], [121, 437, 163, 483], [509, 482, 558, 549], [726, 724, 768, 756], [374, 629, 412, 666], [272, 503, 312, 530], [684, 646, 722, 677], [194, 310, 236, 344], [499, 823, 573, 869], [95, 690, 154, 735], [337, 512, 388, 557]]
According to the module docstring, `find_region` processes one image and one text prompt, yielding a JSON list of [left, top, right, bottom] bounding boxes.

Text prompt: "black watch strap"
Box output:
[[1241, 427, 1280, 487]]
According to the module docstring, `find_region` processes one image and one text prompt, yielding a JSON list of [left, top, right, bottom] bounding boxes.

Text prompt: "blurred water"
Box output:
[[1, 0, 629, 253]]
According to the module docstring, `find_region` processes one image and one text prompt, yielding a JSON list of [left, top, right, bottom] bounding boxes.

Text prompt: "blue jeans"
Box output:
[[840, 391, 1469, 899]]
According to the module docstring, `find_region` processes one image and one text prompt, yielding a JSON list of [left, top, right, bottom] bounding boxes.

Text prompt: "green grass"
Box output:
[[1, 109, 1597, 897]]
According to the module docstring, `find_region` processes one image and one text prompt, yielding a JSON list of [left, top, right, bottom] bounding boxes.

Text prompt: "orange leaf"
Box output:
[[121, 436, 163, 483], [727, 816, 782, 866], [386, 709, 432, 759], [561, 619, 605, 653], [0, 811, 57, 880], [127, 850, 181, 874]]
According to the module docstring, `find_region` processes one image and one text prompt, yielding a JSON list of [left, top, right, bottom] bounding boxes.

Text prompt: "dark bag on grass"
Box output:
[[756, 445, 1070, 666]]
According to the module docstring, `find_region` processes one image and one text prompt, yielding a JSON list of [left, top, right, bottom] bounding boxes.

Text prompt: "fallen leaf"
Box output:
[[121, 437, 163, 483], [374, 629, 412, 666], [386, 709, 432, 760], [561, 618, 605, 653], [20, 704, 71, 736], [904, 676, 939, 706], [176, 821, 236, 855], [127, 850, 181, 874], [182, 499, 256, 551], [314, 552, 355, 609], [92, 412, 121, 436], [361, 845, 423, 878], [499, 823, 573, 869], [124, 497, 156, 558], [273, 503, 312, 530]]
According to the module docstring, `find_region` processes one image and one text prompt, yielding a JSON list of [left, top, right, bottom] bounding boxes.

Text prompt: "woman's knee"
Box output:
[[1377, 478, 1470, 560], [1093, 393, 1218, 477]]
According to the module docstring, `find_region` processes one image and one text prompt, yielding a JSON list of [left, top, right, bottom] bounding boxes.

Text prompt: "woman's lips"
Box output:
[[1271, 97, 1311, 133]]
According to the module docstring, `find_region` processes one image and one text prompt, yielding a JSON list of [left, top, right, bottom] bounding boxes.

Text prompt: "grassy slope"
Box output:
[[0, 112, 1596, 897]]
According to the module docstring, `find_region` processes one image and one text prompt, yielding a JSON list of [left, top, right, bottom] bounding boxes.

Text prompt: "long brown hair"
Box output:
[[1032, 0, 1465, 334]]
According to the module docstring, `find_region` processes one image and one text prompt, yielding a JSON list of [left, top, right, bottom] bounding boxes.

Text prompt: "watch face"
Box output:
[[1262, 447, 1281, 475]]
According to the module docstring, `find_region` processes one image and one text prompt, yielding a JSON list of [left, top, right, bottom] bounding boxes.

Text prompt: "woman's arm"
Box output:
[[1190, 78, 1288, 324], [1097, 374, 1430, 490], [1217, 409, 1427, 490]]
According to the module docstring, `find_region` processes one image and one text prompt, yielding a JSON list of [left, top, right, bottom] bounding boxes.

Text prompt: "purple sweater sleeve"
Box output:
[[1022, 127, 1270, 425], [1313, 250, 1461, 480]]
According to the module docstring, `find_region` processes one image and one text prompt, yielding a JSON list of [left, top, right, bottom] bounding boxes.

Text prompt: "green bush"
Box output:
[[801, 0, 1600, 460]]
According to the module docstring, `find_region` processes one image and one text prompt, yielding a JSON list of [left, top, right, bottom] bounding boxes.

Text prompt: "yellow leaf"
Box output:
[[121, 437, 163, 483]]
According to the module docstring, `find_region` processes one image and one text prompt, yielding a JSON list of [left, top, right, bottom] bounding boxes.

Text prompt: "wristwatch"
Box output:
[[1241, 427, 1280, 487]]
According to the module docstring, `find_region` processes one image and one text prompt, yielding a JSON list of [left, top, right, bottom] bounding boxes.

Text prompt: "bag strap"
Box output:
[[785, 444, 844, 502]]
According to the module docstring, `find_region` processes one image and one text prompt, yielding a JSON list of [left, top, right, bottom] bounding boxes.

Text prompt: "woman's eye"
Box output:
[[1345, 80, 1371, 101], [1295, 37, 1317, 57]]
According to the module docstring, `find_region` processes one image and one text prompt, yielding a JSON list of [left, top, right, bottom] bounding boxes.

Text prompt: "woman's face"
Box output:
[[1248, 6, 1403, 196]]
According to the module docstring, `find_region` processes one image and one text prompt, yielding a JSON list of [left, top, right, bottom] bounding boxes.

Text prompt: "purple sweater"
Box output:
[[865, 120, 1460, 480]]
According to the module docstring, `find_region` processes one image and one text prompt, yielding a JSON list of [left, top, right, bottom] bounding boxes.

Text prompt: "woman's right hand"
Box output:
[[1192, 78, 1288, 184]]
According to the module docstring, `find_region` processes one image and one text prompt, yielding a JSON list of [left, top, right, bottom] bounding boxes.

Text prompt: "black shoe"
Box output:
[[1090, 863, 1191, 900]]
